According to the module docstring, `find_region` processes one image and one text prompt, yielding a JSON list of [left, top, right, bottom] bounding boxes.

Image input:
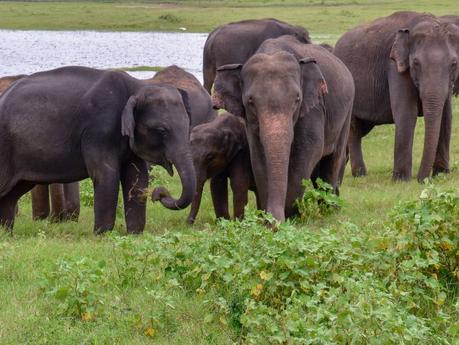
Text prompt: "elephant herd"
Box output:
[[0, 11, 458, 233]]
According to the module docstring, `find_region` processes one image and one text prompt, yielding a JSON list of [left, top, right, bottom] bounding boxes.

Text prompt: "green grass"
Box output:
[[0, 0, 458, 34], [113, 65, 164, 72], [1, 1, 459, 343]]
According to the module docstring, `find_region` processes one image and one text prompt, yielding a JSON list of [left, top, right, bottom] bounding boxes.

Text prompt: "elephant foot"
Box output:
[[186, 216, 196, 225], [351, 166, 367, 177], [432, 166, 450, 176], [392, 171, 411, 182]]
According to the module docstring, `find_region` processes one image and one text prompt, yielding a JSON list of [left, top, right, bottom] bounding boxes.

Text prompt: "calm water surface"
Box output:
[[0, 30, 207, 81]]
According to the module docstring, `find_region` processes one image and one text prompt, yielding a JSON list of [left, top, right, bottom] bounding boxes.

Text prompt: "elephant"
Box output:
[[334, 11, 459, 181], [0, 66, 196, 233], [212, 35, 354, 221], [203, 18, 311, 93], [32, 183, 80, 221], [187, 112, 256, 224], [0, 74, 80, 222], [148, 65, 217, 127]]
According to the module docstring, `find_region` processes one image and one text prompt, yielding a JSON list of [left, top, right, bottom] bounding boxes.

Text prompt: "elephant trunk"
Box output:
[[152, 148, 196, 210], [259, 116, 293, 221], [417, 90, 447, 182]]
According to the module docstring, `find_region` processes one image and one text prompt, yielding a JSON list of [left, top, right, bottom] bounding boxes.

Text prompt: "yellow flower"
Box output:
[[259, 271, 272, 281], [439, 241, 453, 251], [81, 312, 92, 322], [251, 283, 263, 297], [144, 327, 156, 337]]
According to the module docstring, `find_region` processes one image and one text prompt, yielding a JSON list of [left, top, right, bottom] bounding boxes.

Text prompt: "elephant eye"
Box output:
[[247, 96, 254, 105], [295, 94, 301, 103], [452, 60, 458, 67], [155, 127, 168, 137]]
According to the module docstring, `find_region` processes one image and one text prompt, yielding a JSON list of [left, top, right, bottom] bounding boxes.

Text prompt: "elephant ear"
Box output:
[[299, 58, 328, 115], [213, 64, 245, 118], [121, 95, 137, 138], [390, 28, 410, 73], [176, 87, 193, 123]]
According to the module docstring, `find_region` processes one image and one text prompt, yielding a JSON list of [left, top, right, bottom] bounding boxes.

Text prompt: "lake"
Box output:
[[0, 30, 208, 81]]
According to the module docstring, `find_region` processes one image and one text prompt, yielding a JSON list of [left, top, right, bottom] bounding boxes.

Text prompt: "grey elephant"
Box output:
[[0, 74, 81, 222], [187, 112, 256, 224], [0, 66, 196, 233], [213, 35, 354, 221], [334, 11, 459, 181], [203, 18, 311, 93], [148, 65, 217, 127]]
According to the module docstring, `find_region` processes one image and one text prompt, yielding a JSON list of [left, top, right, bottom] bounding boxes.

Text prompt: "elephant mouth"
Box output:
[[161, 160, 174, 177]]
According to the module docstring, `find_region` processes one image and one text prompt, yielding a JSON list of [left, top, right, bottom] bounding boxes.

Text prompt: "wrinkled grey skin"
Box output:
[[0, 74, 80, 222], [440, 15, 459, 95], [149, 65, 217, 127], [334, 11, 459, 181], [213, 36, 354, 221], [203, 18, 311, 93], [187, 112, 256, 224], [0, 66, 196, 233]]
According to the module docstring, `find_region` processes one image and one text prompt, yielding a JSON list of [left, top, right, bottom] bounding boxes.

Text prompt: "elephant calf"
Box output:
[[187, 112, 256, 224]]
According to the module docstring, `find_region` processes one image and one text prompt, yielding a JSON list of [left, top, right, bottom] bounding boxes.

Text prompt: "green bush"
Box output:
[[295, 178, 343, 221]]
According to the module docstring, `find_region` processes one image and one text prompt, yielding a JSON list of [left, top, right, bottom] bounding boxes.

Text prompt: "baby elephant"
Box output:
[[187, 113, 256, 224]]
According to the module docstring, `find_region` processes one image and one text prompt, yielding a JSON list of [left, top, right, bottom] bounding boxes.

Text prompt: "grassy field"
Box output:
[[1, 1, 459, 344], [0, 0, 458, 35]]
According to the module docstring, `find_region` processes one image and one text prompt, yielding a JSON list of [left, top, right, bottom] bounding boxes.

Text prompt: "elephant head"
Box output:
[[390, 20, 459, 181], [121, 84, 196, 210], [213, 52, 327, 221]]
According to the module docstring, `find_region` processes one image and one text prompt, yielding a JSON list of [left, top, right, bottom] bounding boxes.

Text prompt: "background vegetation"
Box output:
[[1, 1, 459, 344]]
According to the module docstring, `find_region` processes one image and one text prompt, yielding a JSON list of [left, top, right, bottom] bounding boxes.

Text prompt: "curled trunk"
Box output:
[[152, 149, 196, 210]]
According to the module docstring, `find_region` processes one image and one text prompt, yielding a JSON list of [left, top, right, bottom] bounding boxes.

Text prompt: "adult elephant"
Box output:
[[203, 18, 311, 93], [334, 11, 459, 181], [0, 74, 80, 222], [213, 35, 354, 221], [0, 66, 196, 233], [149, 65, 216, 127]]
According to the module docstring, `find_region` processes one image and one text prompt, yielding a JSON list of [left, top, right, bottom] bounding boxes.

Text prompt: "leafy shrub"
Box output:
[[79, 179, 94, 207], [386, 185, 459, 314], [40, 257, 108, 320], [295, 178, 343, 221]]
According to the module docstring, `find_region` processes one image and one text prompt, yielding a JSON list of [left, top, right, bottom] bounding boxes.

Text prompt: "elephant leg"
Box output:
[[121, 157, 148, 234], [348, 117, 374, 177], [0, 181, 35, 230], [433, 98, 452, 176], [285, 115, 324, 218], [31, 184, 50, 220], [229, 156, 250, 219], [187, 177, 206, 225], [210, 174, 230, 220], [49, 184, 66, 222], [63, 183, 80, 221], [318, 118, 350, 195], [389, 67, 419, 181]]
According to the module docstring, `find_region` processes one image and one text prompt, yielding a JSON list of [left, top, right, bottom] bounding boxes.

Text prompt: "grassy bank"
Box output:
[[0, 0, 458, 34]]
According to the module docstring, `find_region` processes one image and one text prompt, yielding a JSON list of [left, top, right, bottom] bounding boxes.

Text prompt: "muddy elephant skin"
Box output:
[[213, 35, 354, 221], [334, 11, 459, 181]]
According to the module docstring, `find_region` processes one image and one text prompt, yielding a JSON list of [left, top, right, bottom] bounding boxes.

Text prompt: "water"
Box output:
[[0, 30, 208, 81]]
